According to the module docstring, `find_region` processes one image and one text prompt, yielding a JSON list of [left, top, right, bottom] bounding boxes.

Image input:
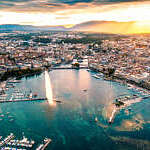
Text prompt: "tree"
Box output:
[[108, 67, 116, 77], [72, 62, 80, 69]]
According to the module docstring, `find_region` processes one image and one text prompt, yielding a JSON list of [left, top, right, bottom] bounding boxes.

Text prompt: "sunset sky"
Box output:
[[0, 0, 150, 33]]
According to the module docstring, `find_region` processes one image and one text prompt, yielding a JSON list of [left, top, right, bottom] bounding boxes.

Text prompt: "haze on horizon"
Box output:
[[0, 0, 150, 34]]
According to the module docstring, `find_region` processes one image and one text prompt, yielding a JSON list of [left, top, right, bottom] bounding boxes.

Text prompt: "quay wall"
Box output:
[[89, 66, 150, 90]]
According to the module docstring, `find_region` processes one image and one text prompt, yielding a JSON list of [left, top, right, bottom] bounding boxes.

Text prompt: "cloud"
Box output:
[[0, 0, 149, 12], [0, 0, 150, 27]]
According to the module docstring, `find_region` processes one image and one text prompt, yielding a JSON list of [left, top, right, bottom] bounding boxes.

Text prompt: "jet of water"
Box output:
[[45, 70, 53, 105]]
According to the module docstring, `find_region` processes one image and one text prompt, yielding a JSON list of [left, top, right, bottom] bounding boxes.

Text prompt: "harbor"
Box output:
[[0, 75, 53, 104], [0, 80, 47, 103]]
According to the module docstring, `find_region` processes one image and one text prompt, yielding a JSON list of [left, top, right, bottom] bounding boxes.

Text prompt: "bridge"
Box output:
[[50, 66, 88, 70]]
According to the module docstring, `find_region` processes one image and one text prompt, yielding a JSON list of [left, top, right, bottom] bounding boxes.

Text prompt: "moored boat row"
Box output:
[[0, 133, 52, 150]]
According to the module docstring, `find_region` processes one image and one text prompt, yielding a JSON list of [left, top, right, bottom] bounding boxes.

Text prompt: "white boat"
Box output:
[[95, 117, 98, 122], [92, 74, 101, 79], [9, 95, 13, 101]]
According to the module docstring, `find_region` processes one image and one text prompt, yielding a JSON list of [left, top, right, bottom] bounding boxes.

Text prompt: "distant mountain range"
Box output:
[[0, 24, 67, 31], [0, 21, 148, 34], [0, 24, 35, 31]]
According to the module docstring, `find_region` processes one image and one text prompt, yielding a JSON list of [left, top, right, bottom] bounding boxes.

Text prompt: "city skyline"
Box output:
[[0, 0, 150, 33]]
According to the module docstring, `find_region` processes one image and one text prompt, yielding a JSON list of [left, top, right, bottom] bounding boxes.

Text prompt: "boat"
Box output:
[[8, 116, 13, 118], [9, 119, 14, 122], [9, 95, 13, 101], [92, 74, 101, 79], [13, 92, 25, 100], [95, 117, 98, 122], [0, 133, 15, 146], [8, 80, 21, 83], [83, 89, 87, 92], [54, 100, 62, 103], [0, 94, 7, 97]]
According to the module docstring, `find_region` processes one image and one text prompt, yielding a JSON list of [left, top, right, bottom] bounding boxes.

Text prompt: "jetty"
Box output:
[[42, 139, 51, 150], [0, 98, 47, 103], [36, 138, 52, 150], [0, 98, 62, 104], [108, 96, 145, 124]]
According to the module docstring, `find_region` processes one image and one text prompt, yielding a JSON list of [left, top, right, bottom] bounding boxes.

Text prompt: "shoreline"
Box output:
[[0, 67, 43, 82], [1, 66, 149, 94], [89, 66, 150, 124], [0, 67, 149, 124], [89, 66, 150, 91]]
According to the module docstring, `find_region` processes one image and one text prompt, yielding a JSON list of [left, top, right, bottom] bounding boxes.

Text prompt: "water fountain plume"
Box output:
[[45, 70, 53, 105]]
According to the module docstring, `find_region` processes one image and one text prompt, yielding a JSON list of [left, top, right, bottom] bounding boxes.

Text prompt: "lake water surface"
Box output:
[[1, 69, 150, 150]]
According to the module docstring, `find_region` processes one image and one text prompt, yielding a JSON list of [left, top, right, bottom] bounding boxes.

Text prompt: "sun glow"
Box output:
[[128, 21, 150, 34], [0, 2, 150, 33]]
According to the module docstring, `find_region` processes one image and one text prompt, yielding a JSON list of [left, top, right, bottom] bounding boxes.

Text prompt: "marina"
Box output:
[[0, 133, 15, 147], [0, 78, 48, 104], [0, 133, 51, 150]]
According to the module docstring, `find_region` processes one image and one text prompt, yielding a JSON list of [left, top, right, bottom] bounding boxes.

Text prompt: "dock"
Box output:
[[0, 133, 15, 146]]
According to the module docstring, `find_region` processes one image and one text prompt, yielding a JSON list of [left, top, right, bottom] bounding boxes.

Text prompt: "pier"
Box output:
[[0, 98, 63, 104], [36, 138, 52, 150], [108, 108, 118, 124], [108, 97, 144, 124], [0, 98, 47, 103], [41, 139, 51, 150]]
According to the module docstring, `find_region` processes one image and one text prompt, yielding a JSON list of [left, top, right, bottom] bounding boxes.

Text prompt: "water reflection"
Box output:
[[78, 70, 91, 90]]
